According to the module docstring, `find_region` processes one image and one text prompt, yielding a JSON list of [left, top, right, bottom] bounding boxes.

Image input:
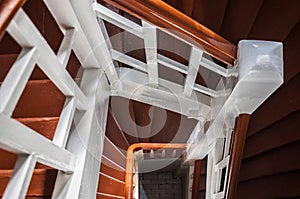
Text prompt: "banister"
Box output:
[[125, 143, 186, 199], [102, 0, 237, 66], [0, 0, 26, 39]]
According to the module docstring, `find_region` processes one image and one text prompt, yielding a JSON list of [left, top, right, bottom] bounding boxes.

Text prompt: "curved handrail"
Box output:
[[103, 0, 236, 66], [0, 0, 26, 39], [125, 143, 186, 199]]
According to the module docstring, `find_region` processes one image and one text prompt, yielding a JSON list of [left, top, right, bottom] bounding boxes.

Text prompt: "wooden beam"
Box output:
[[226, 114, 250, 199]]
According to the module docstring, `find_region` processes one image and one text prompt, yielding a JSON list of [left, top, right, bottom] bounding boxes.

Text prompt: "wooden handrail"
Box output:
[[226, 114, 250, 199], [125, 143, 186, 199], [192, 160, 202, 199], [102, 0, 237, 66], [0, 0, 26, 40]]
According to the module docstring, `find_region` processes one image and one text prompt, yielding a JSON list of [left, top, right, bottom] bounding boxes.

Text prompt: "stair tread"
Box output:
[[0, 168, 57, 197]]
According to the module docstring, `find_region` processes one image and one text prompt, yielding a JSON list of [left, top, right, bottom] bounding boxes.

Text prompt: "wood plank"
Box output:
[[0, 169, 57, 197], [192, 0, 229, 33], [192, 160, 201, 199], [100, 162, 125, 182], [226, 114, 250, 199], [248, 0, 300, 41], [96, 193, 124, 199], [283, 21, 300, 82], [11, 80, 65, 118], [97, 173, 125, 197], [221, 0, 264, 43], [240, 141, 300, 182], [248, 73, 300, 137], [236, 170, 300, 199], [243, 110, 300, 159]]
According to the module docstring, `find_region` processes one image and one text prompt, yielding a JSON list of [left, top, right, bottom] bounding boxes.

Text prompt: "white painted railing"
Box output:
[[0, 1, 283, 199], [0, 0, 110, 198]]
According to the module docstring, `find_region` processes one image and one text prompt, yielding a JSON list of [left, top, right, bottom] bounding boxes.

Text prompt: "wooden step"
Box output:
[[283, 22, 300, 82], [236, 170, 300, 199], [244, 110, 300, 159], [0, 169, 57, 197], [11, 80, 65, 118], [97, 173, 125, 197], [239, 141, 300, 182]]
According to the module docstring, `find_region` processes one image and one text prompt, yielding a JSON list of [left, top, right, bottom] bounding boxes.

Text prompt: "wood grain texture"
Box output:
[[226, 114, 250, 199]]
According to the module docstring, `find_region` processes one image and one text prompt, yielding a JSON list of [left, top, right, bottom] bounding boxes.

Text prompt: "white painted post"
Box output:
[[142, 21, 158, 86], [0, 48, 38, 116], [184, 47, 203, 96], [2, 154, 37, 199]]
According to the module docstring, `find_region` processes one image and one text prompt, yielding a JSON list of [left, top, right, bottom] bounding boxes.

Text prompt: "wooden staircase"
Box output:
[[0, 0, 299, 199]]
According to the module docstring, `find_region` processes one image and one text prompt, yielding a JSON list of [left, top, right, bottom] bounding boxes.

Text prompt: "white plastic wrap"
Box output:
[[238, 40, 283, 79], [186, 40, 284, 160]]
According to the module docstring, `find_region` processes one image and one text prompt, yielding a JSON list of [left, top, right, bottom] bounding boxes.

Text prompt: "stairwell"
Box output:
[[0, 0, 299, 199]]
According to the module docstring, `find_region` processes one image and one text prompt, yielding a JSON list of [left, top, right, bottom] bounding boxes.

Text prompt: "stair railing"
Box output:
[[0, 1, 283, 199], [125, 143, 186, 199], [0, 0, 112, 198], [102, 0, 236, 66], [95, 1, 283, 199]]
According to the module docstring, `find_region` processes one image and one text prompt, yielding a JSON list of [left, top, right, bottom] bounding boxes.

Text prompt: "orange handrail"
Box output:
[[125, 143, 186, 199], [0, 0, 26, 39], [103, 0, 237, 66]]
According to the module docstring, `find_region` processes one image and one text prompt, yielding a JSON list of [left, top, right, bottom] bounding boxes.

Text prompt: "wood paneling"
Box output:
[[248, 73, 300, 137], [240, 141, 300, 182], [100, 163, 125, 182], [221, 0, 264, 43], [283, 22, 300, 82], [248, 0, 300, 41], [236, 170, 300, 199], [192, 0, 229, 33], [226, 115, 250, 199], [243, 110, 300, 159]]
